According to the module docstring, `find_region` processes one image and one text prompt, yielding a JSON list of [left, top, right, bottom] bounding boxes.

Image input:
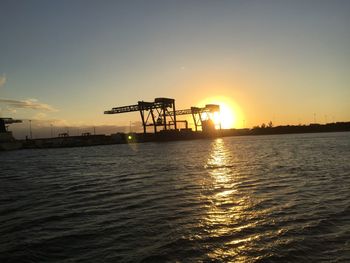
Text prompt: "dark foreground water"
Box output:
[[1, 132, 350, 262]]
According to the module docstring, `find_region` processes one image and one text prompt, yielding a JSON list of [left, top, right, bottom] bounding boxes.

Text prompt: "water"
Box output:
[[1, 132, 350, 262]]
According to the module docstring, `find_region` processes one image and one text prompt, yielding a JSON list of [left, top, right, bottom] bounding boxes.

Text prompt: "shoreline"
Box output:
[[10, 122, 349, 150]]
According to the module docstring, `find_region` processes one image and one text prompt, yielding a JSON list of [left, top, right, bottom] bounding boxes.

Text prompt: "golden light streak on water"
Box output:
[[201, 138, 259, 261]]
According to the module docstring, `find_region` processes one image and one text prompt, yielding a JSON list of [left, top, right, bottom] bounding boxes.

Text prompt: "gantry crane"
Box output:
[[0, 118, 22, 133], [167, 104, 221, 132], [105, 98, 177, 133], [104, 97, 220, 134]]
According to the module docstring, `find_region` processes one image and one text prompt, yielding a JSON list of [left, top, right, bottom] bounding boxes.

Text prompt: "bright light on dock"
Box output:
[[199, 96, 242, 129]]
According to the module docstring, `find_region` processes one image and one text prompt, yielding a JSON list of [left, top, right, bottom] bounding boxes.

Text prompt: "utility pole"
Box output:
[[29, 120, 33, 139], [50, 124, 53, 138]]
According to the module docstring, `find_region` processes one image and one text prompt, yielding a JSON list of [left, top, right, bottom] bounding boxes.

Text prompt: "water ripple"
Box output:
[[1, 132, 350, 262]]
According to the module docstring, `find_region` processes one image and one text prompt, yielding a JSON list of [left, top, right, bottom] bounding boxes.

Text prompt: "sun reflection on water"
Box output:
[[201, 138, 257, 261]]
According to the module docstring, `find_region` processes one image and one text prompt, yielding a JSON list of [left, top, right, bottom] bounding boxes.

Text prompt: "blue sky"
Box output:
[[1, 0, 349, 136]]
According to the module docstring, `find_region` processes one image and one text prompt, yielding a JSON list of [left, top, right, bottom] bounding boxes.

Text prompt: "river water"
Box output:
[[1, 132, 350, 262]]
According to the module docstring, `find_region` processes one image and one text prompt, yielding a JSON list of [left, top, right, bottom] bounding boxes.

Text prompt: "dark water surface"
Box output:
[[1, 132, 350, 262]]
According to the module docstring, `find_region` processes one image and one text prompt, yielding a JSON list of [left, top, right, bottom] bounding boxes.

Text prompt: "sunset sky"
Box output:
[[1, 0, 349, 137]]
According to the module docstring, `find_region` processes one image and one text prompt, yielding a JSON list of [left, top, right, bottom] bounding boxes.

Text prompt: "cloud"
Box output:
[[32, 112, 48, 120], [6, 106, 17, 114], [0, 98, 58, 112], [0, 74, 6, 88]]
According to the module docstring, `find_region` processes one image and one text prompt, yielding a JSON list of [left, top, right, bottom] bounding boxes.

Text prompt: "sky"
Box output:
[[1, 0, 349, 137]]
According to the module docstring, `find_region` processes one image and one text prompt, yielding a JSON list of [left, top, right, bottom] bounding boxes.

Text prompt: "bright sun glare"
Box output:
[[199, 97, 241, 129]]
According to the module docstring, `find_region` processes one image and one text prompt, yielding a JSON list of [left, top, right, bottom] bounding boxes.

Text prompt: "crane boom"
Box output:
[[104, 98, 220, 133]]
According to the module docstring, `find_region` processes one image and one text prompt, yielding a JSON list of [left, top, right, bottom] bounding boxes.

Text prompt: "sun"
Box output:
[[198, 96, 242, 129], [213, 102, 236, 129]]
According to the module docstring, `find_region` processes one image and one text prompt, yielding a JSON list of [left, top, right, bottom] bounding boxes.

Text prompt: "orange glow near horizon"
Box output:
[[198, 96, 243, 129]]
